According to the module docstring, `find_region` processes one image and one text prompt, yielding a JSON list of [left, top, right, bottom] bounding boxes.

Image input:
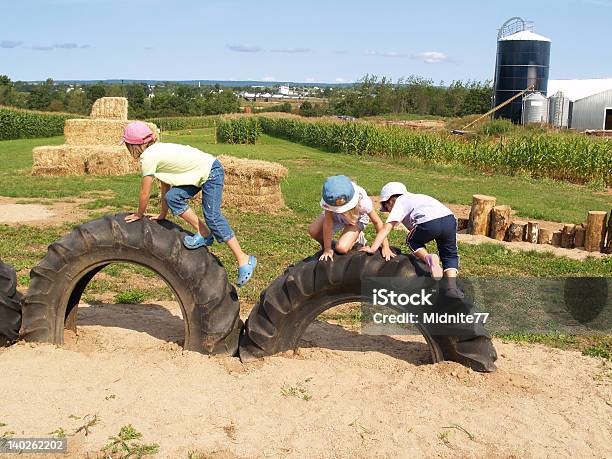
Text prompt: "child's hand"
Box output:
[[381, 246, 397, 261], [359, 246, 376, 255], [125, 213, 143, 223], [319, 249, 334, 261]]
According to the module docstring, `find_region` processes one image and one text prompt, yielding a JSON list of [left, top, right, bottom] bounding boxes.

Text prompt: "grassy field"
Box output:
[[0, 128, 609, 357]]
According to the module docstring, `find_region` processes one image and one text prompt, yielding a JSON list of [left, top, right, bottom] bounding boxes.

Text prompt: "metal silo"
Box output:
[[522, 92, 548, 124], [548, 91, 570, 128], [493, 17, 551, 123]]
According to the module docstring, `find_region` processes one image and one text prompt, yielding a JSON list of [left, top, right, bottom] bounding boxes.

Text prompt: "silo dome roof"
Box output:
[[499, 30, 551, 42]]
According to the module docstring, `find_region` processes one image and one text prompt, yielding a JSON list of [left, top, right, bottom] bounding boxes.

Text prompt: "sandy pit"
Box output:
[[0, 301, 610, 458], [0, 194, 116, 227]]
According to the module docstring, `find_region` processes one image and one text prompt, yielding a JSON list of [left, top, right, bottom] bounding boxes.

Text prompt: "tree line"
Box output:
[[0, 74, 493, 120], [299, 75, 493, 118], [0, 76, 240, 118]]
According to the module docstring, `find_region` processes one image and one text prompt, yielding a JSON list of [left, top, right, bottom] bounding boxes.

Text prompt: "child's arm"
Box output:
[[149, 181, 170, 220], [319, 211, 335, 261], [367, 210, 396, 261], [360, 222, 396, 254], [125, 176, 155, 222]]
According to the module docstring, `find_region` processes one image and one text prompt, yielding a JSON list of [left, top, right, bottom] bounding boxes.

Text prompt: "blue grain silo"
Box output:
[[493, 17, 551, 123]]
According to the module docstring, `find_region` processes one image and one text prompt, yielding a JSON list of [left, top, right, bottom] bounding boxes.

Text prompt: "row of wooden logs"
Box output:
[[462, 195, 612, 253]]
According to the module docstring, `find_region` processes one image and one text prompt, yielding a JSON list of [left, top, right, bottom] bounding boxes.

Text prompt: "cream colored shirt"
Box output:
[[140, 142, 215, 187]]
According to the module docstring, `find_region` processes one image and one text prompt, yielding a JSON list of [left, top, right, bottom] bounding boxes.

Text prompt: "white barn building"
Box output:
[[547, 78, 612, 130]]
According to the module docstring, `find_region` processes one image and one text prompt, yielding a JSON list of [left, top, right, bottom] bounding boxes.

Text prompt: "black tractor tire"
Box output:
[[239, 248, 497, 372], [0, 259, 23, 346], [21, 214, 242, 355]]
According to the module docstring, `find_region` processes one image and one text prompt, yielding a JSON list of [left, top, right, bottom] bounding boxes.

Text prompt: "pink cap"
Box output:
[[121, 121, 155, 145]]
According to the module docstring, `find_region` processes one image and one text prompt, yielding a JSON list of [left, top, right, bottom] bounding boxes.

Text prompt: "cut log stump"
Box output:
[[489, 205, 512, 240], [468, 195, 496, 236], [561, 224, 576, 249], [551, 231, 563, 247], [584, 211, 608, 252], [525, 222, 539, 243], [457, 217, 470, 232], [537, 228, 552, 244], [574, 225, 586, 248], [605, 209, 612, 254], [506, 221, 526, 242]]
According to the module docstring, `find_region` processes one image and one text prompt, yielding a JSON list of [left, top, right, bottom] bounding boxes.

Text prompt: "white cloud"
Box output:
[[305, 77, 315, 83], [412, 51, 450, 64], [0, 40, 22, 49], [335, 77, 347, 83], [365, 50, 406, 58], [227, 44, 262, 53], [271, 47, 311, 53], [262, 76, 276, 82]]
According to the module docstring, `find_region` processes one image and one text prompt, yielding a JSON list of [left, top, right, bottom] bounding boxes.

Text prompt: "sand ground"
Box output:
[[0, 301, 610, 458]]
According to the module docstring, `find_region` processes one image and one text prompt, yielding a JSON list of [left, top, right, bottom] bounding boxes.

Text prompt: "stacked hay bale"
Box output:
[[217, 155, 288, 213], [32, 97, 157, 176]]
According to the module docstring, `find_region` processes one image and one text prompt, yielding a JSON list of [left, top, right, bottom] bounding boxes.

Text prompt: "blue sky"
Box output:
[[1, 0, 611, 83]]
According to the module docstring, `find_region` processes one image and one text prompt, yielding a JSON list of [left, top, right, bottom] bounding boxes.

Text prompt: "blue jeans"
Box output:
[[406, 214, 459, 271], [164, 159, 235, 243]]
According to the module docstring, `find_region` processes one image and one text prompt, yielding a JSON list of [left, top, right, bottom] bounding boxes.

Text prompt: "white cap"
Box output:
[[379, 182, 407, 210]]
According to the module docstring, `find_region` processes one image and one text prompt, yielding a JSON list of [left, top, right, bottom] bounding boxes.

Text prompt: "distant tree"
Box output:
[[47, 99, 65, 112], [27, 85, 53, 111], [126, 83, 147, 116], [65, 88, 89, 114], [0, 75, 13, 105], [85, 83, 107, 104]]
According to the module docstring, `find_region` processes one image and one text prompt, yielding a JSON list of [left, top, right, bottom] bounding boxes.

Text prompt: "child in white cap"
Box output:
[[309, 175, 394, 261], [361, 182, 463, 298], [121, 121, 256, 287]]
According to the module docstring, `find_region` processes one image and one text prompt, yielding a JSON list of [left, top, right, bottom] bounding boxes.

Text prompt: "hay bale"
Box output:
[[222, 193, 284, 213], [32, 145, 87, 175], [86, 148, 139, 175], [223, 183, 281, 197], [216, 155, 287, 213], [64, 119, 158, 146], [90, 97, 128, 120], [32, 145, 136, 176], [218, 155, 288, 181]]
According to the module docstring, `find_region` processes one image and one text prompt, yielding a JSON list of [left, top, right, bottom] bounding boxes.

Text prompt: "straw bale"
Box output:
[[32, 145, 136, 176], [86, 148, 139, 175], [90, 97, 128, 120], [217, 155, 288, 181], [64, 119, 158, 146], [32, 145, 87, 175], [223, 183, 281, 197], [222, 192, 285, 213]]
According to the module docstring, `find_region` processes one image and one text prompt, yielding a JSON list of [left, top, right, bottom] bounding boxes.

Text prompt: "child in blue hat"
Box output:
[[309, 175, 394, 261]]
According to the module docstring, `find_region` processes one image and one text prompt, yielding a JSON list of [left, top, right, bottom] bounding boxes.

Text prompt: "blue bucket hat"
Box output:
[[320, 175, 359, 213]]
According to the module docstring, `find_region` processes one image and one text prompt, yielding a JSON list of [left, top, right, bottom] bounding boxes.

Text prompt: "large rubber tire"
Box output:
[[21, 214, 242, 355], [239, 249, 497, 372], [0, 259, 22, 346]]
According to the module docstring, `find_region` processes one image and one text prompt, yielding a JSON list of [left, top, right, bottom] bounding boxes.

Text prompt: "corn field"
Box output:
[[258, 117, 612, 186], [216, 117, 262, 144]]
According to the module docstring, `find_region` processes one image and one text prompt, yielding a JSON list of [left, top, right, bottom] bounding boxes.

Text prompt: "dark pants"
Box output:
[[406, 214, 459, 271]]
